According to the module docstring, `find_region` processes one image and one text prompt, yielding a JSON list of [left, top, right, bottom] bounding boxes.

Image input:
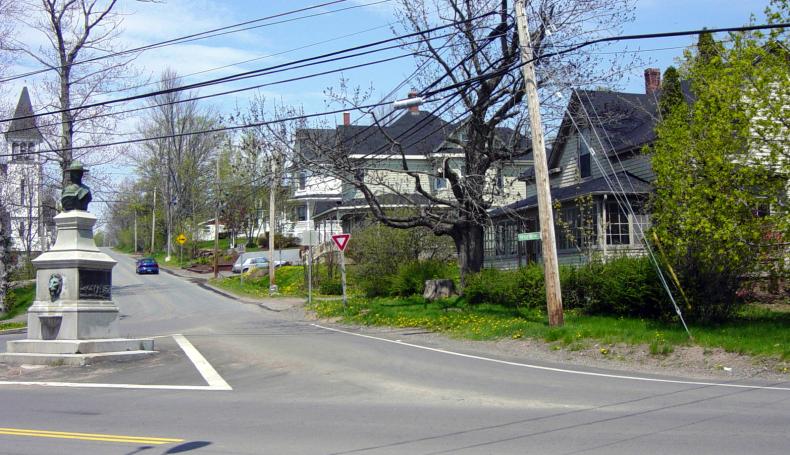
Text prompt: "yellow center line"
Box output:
[[0, 428, 184, 445]]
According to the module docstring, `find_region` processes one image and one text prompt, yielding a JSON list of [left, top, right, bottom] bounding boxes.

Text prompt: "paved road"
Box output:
[[1, 250, 788, 454]]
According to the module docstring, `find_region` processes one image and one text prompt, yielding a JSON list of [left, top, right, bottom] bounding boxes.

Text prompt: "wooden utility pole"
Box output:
[[268, 154, 277, 294], [133, 209, 138, 253], [151, 187, 157, 253], [515, 0, 563, 326], [213, 151, 220, 278]]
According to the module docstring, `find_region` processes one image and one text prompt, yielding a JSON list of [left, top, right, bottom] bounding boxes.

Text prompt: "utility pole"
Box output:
[[214, 150, 220, 278], [268, 153, 277, 294], [133, 209, 138, 253], [515, 0, 563, 326], [151, 187, 157, 253]]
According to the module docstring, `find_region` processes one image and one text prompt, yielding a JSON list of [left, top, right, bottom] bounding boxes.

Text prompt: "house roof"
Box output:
[[547, 90, 658, 169], [338, 110, 452, 156], [489, 171, 651, 217], [5, 87, 43, 143], [297, 109, 529, 160]]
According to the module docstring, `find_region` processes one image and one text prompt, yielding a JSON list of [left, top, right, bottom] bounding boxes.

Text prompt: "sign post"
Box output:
[[331, 233, 351, 307], [176, 233, 187, 268], [301, 231, 320, 306]]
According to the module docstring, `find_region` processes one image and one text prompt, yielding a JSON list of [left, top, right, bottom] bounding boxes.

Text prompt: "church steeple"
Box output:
[[5, 87, 43, 162]]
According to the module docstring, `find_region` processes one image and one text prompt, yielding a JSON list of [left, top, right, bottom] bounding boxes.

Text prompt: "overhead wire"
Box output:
[[532, 15, 693, 336], [0, 10, 499, 125], [0, 0, 394, 83]]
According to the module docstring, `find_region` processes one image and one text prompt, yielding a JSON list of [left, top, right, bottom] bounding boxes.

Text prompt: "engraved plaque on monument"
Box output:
[[78, 269, 112, 300]]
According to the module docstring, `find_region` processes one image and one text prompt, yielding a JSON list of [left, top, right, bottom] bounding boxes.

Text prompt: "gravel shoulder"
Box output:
[[301, 308, 790, 383]]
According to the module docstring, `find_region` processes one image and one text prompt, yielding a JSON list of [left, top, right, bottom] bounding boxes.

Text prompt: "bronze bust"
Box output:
[[61, 160, 92, 211]]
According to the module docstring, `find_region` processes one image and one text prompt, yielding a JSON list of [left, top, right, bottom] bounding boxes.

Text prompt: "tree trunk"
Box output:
[[452, 223, 484, 289], [60, 67, 74, 187], [0, 205, 12, 313]]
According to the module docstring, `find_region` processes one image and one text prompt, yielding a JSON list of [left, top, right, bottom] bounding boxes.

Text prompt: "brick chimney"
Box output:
[[407, 90, 420, 113], [343, 112, 350, 126], [644, 68, 661, 95]]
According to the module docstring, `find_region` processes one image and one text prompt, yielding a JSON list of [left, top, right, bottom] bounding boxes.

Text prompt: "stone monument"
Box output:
[[1, 162, 155, 365]]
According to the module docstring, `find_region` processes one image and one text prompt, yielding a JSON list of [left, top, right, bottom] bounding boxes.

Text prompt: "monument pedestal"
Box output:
[[1, 211, 155, 366]]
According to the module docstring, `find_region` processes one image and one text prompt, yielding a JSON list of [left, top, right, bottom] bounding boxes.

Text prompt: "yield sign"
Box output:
[[331, 233, 351, 252]]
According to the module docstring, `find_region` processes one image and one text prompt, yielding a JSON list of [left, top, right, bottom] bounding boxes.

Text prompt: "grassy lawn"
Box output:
[[309, 297, 790, 360], [211, 266, 308, 297], [0, 284, 35, 329]]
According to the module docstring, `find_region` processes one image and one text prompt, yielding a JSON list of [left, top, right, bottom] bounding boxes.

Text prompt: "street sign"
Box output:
[[331, 233, 350, 252], [176, 233, 187, 245], [518, 232, 541, 241], [301, 230, 320, 247]]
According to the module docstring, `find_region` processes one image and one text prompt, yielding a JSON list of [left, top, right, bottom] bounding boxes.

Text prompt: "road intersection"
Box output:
[[0, 250, 787, 454]]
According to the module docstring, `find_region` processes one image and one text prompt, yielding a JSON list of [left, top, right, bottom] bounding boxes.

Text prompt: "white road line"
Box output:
[[172, 334, 232, 391], [0, 335, 232, 391], [312, 324, 790, 392]]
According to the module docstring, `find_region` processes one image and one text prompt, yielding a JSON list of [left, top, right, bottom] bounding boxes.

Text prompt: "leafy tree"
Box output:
[[650, 13, 788, 322], [658, 66, 682, 119]]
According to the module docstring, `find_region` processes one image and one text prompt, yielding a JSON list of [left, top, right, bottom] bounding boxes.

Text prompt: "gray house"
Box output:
[[487, 70, 667, 268]]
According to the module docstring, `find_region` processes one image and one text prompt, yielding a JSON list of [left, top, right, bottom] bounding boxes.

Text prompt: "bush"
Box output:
[[464, 257, 673, 319], [319, 279, 343, 295], [464, 265, 545, 309], [390, 260, 454, 296], [257, 233, 300, 249], [566, 256, 669, 319]]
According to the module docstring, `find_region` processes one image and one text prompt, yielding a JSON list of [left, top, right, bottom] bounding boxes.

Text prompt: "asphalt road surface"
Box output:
[[1, 249, 788, 454]]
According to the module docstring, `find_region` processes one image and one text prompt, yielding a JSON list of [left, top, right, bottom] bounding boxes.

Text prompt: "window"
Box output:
[[578, 128, 591, 178], [20, 178, 26, 204], [354, 169, 365, 183], [605, 201, 630, 245], [495, 168, 504, 190], [432, 176, 447, 192], [556, 204, 597, 250], [298, 171, 307, 190], [296, 205, 307, 221]]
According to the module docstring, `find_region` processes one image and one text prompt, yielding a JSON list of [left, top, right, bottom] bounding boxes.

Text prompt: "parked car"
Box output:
[[240, 257, 269, 274], [136, 258, 159, 275], [232, 252, 267, 273]]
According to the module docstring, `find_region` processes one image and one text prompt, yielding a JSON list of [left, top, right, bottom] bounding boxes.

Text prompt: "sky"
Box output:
[[1, 0, 776, 215]]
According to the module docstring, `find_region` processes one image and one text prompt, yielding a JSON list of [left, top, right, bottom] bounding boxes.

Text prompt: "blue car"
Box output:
[[136, 258, 159, 274]]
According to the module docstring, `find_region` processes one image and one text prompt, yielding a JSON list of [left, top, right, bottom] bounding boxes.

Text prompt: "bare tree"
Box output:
[[6, 0, 140, 187], [0, 0, 18, 313], [287, 0, 636, 281], [135, 69, 223, 258]]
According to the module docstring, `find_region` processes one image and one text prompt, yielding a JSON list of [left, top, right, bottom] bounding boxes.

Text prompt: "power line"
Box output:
[[0, 10, 498, 125], [1, 0, 395, 83], [8, 22, 786, 160], [5, 31, 473, 138]]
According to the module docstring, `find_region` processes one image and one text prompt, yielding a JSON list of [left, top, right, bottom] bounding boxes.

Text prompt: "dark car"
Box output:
[[136, 258, 159, 275]]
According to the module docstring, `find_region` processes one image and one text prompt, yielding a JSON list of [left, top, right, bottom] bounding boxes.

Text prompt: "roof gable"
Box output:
[[5, 87, 43, 143]]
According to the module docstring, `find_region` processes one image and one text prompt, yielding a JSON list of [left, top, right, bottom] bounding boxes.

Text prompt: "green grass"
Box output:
[[211, 266, 307, 297], [308, 297, 790, 360], [1, 284, 35, 321], [0, 321, 25, 331]]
